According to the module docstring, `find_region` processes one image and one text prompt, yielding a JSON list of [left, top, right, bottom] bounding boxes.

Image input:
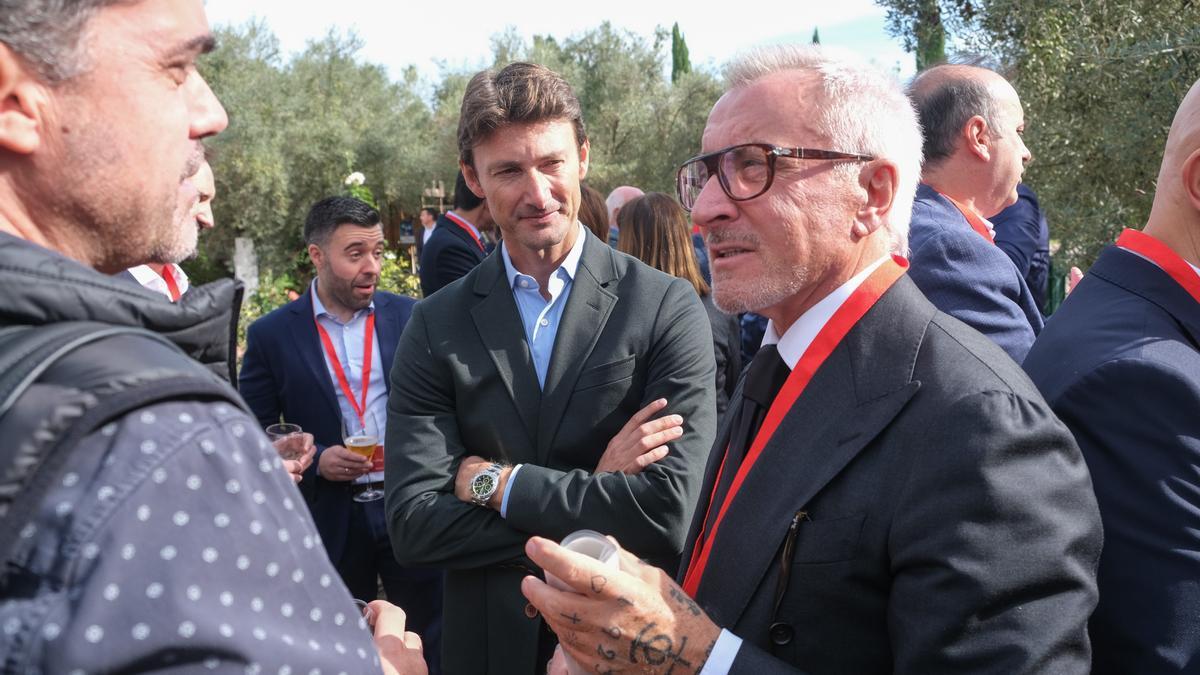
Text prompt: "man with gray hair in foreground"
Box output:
[[521, 45, 1102, 674]]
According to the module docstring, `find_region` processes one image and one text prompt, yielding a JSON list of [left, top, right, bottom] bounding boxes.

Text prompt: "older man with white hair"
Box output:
[[521, 45, 1101, 675]]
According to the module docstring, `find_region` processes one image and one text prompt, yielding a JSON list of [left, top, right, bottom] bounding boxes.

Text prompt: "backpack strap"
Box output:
[[0, 322, 247, 581]]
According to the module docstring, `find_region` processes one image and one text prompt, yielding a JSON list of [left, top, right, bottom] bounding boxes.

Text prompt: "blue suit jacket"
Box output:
[[418, 214, 486, 297], [992, 183, 1051, 312], [238, 287, 416, 563], [1024, 244, 1200, 673], [908, 183, 1044, 362]]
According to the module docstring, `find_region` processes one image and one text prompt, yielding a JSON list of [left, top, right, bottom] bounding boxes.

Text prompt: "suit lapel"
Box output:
[[693, 278, 929, 627], [373, 293, 399, 390], [290, 289, 343, 422], [535, 233, 619, 462], [470, 254, 542, 443]]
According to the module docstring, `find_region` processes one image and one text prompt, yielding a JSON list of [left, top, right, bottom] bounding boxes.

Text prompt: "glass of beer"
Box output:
[[266, 422, 309, 461], [343, 415, 383, 503]]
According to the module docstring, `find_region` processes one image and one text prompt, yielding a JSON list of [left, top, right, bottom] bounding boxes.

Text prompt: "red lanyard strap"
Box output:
[[446, 212, 485, 252], [1116, 228, 1200, 304], [314, 312, 376, 430], [939, 191, 995, 244], [682, 256, 909, 596]]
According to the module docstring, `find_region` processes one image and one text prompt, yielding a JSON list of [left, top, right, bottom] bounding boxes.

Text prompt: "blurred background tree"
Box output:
[[878, 0, 1200, 278]]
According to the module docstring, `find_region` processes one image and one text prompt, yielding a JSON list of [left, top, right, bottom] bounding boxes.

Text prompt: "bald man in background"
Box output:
[[906, 64, 1043, 362], [605, 185, 643, 247], [1024, 78, 1200, 674]]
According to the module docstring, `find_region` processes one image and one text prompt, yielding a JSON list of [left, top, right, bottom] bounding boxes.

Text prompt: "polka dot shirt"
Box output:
[[1, 400, 382, 673]]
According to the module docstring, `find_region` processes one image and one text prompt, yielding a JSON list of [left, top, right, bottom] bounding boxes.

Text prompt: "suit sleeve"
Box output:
[[885, 390, 1101, 674], [502, 279, 718, 558], [1046, 356, 1200, 671], [908, 227, 1037, 363], [384, 302, 530, 569], [422, 240, 480, 297]]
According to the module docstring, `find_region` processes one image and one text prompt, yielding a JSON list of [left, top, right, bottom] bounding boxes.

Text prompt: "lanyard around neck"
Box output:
[[682, 256, 909, 596], [314, 311, 376, 430]]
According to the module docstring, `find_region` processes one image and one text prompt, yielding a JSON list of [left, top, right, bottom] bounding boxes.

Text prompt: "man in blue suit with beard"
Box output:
[[240, 196, 442, 669]]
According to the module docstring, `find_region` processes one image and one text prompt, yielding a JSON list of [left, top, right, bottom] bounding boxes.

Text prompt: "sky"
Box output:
[[204, 0, 916, 86]]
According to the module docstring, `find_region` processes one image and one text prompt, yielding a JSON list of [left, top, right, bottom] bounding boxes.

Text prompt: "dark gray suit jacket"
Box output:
[[385, 228, 717, 674], [682, 275, 1102, 674]]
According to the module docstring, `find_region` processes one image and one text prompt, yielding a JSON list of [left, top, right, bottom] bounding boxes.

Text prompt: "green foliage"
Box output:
[[671, 23, 692, 83], [880, 0, 950, 69], [192, 19, 721, 289], [236, 269, 299, 361], [380, 247, 423, 299]]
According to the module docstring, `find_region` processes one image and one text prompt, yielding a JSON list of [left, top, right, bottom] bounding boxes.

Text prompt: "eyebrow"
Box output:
[[164, 34, 217, 61]]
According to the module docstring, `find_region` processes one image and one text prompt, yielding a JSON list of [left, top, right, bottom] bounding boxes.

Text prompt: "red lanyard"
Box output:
[[314, 311, 376, 430], [446, 212, 485, 252], [1116, 228, 1200, 304], [160, 266, 182, 302], [938, 191, 995, 244], [682, 256, 909, 596]]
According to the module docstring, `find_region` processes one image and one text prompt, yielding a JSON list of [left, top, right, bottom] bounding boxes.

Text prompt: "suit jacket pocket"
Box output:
[[574, 354, 636, 392], [792, 513, 865, 564]]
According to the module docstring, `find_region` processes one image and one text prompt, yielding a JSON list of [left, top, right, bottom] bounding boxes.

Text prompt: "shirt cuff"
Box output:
[[499, 463, 523, 518], [698, 629, 741, 675]]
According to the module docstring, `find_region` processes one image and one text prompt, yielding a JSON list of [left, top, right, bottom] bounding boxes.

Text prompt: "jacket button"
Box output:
[[524, 603, 539, 619], [769, 622, 793, 646]]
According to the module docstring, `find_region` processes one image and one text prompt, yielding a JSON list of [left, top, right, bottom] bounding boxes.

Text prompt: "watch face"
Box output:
[[472, 473, 496, 498]]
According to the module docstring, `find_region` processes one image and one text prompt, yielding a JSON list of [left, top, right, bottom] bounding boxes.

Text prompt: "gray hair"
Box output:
[[907, 64, 1002, 169], [724, 45, 924, 255], [0, 0, 129, 81]]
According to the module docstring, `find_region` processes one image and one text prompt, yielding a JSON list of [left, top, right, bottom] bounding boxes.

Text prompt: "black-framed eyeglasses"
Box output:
[[675, 143, 875, 212]]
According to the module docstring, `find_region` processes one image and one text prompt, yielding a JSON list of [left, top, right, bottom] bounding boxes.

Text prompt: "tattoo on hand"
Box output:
[[629, 622, 692, 672], [590, 574, 607, 593], [616, 596, 634, 607], [560, 612, 582, 625], [597, 643, 617, 661], [669, 586, 702, 617]]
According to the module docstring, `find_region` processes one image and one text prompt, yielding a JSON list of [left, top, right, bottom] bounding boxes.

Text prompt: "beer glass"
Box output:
[[266, 422, 309, 461], [343, 413, 383, 503]]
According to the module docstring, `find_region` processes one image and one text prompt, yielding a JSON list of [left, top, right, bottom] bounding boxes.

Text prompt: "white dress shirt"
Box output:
[[127, 264, 190, 300]]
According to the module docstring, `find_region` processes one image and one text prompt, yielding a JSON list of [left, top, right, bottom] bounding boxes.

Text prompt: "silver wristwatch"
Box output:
[[469, 463, 504, 506]]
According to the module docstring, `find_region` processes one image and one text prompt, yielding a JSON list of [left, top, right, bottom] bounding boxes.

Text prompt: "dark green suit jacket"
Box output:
[[385, 228, 717, 674]]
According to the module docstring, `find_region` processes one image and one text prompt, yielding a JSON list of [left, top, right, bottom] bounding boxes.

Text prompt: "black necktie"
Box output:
[[702, 344, 790, 534]]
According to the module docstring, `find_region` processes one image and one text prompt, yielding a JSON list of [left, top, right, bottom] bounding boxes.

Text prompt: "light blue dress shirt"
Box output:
[[498, 223, 588, 517], [311, 279, 387, 483]]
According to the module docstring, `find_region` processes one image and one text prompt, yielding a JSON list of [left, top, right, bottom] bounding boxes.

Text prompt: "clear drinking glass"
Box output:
[[266, 422, 308, 461], [343, 414, 383, 503]]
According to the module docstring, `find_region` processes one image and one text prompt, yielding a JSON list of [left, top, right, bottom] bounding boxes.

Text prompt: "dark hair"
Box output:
[[578, 184, 609, 242], [420, 207, 440, 220], [0, 0, 131, 81], [457, 62, 587, 168], [908, 66, 1001, 168], [452, 170, 484, 211], [304, 196, 381, 247], [617, 193, 709, 296]]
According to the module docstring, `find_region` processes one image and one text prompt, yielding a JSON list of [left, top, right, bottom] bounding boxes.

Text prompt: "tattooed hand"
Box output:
[[521, 536, 720, 674]]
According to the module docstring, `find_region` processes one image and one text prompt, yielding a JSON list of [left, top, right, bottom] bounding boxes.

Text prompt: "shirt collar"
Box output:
[[127, 263, 188, 289], [310, 278, 374, 322], [762, 255, 890, 369], [501, 221, 587, 289], [445, 210, 481, 239]]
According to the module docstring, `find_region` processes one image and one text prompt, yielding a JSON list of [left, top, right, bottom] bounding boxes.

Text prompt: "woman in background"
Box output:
[[578, 183, 612, 244], [617, 192, 741, 418]]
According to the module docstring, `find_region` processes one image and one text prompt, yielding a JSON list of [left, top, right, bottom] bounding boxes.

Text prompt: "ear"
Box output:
[[0, 43, 49, 155], [460, 160, 487, 199], [1181, 147, 1200, 213], [577, 138, 590, 181], [307, 242, 323, 269], [964, 115, 991, 162], [852, 160, 899, 240]]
